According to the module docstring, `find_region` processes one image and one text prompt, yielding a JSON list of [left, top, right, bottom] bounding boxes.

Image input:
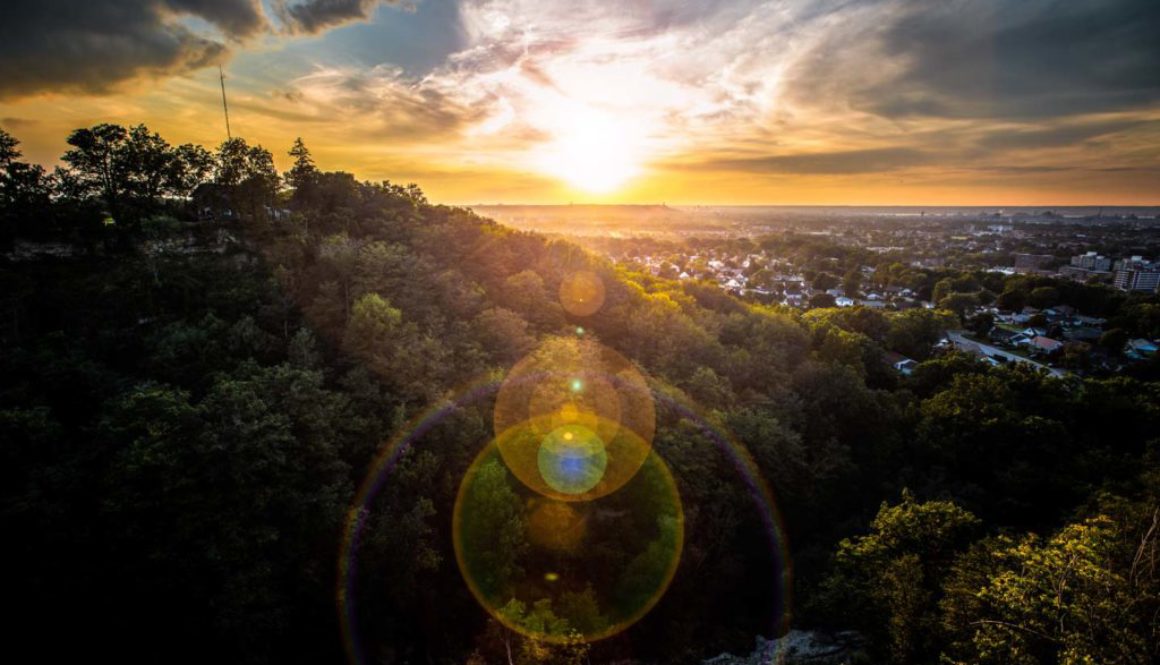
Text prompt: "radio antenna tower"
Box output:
[[219, 65, 233, 140]]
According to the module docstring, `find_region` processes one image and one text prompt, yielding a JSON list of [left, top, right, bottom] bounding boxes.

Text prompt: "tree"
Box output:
[[887, 308, 959, 359], [1099, 328, 1129, 354], [820, 491, 981, 664], [997, 288, 1027, 312], [938, 292, 980, 320], [343, 292, 403, 360], [1028, 286, 1060, 310], [967, 311, 994, 337], [842, 268, 863, 297], [812, 272, 839, 291], [62, 123, 129, 216], [215, 137, 279, 219], [0, 128, 21, 166], [809, 292, 836, 308], [0, 129, 50, 241], [942, 510, 1160, 665], [169, 143, 214, 196], [285, 137, 317, 191]]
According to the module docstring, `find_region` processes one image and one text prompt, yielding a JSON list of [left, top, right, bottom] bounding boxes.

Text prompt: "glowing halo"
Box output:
[[453, 439, 684, 644], [337, 377, 792, 665], [559, 271, 606, 317], [495, 337, 656, 452], [527, 371, 623, 443], [537, 424, 608, 495]]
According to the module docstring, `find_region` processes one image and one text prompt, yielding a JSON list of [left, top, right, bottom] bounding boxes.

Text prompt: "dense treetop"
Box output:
[[1, 125, 1156, 665]]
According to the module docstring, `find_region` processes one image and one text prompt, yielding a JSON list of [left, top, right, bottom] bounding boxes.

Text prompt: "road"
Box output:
[[945, 330, 1069, 378]]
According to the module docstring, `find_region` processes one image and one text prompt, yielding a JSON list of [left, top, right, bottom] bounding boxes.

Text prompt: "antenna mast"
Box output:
[[219, 65, 232, 140]]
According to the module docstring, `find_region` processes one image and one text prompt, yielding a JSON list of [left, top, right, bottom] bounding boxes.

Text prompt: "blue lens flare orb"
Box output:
[[537, 425, 608, 495]]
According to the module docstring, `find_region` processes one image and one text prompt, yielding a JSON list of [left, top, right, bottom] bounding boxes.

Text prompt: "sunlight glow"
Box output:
[[532, 107, 643, 194]]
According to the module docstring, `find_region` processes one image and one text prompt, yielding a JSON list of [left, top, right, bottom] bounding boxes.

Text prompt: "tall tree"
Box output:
[[62, 123, 129, 216]]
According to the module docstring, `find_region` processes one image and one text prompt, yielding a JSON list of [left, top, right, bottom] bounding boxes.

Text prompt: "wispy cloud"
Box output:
[[1, 0, 1157, 203]]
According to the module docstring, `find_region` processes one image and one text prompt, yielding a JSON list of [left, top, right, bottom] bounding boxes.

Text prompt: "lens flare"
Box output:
[[559, 271, 606, 317], [495, 337, 655, 452], [454, 441, 683, 644], [538, 424, 608, 495], [527, 499, 588, 552], [338, 377, 791, 665]]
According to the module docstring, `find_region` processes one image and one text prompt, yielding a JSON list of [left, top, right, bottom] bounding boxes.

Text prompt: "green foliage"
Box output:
[[4, 122, 1160, 665], [821, 492, 981, 664], [942, 507, 1160, 665]]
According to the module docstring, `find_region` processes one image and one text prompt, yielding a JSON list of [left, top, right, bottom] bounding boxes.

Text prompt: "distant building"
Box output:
[[1113, 256, 1160, 293], [884, 351, 917, 375], [1030, 336, 1064, 354], [989, 328, 1020, 345], [1126, 339, 1158, 358], [1013, 253, 1054, 274], [1070, 251, 1112, 271], [1060, 252, 1112, 282]]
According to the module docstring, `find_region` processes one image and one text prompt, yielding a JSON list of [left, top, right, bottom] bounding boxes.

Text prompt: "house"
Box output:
[[884, 351, 918, 375], [989, 328, 1020, 344], [835, 296, 855, 307], [1064, 327, 1102, 342], [191, 183, 236, 220], [1022, 327, 1048, 338], [1030, 336, 1064, 354], [1126, 339, 1158, 358], [1075, 314, 1107, 326], [1010, 334, 1033, 346]]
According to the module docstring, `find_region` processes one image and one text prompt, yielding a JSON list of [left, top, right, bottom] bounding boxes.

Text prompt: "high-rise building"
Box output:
[[1113, 256, 1160, 293], [1070, 251, 1111, 271]]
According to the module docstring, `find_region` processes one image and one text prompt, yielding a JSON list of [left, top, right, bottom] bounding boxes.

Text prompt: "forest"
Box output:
[[2, 125, 1158, 665]]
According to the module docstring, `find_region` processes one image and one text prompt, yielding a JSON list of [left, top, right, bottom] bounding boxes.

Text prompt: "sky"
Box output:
[[1, 0, 1158, 205]]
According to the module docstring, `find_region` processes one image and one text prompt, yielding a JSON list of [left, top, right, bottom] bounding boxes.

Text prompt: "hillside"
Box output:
[[2, 126, 1158, 665]]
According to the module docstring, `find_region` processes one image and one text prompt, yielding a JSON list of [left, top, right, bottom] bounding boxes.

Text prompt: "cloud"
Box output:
[[275, 0, 414, 34], [690, 148, 934, 175], [0, 0, 265, 99], [849, 0, 1160, 120], [1, 0, 1156, 201], [975, 119, 1151, 150], [0, 0, 422, 99], [271, 64, 487, 141], [250, 0, 1158, 185]]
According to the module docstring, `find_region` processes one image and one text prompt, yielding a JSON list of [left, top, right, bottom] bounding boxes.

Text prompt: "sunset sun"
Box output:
[[534, 108, 642, 194]]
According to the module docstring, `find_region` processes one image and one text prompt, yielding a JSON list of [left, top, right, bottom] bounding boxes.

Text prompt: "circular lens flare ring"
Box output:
[[538, 424, 608, 495], [495, 337, 656, 454], [559, 271, 606, 317], [453, 440, 684, 644], [496, 413, 651, 502]]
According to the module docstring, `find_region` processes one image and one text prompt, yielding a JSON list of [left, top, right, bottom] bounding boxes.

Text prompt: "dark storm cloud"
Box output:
[[0, 0, 421, 99], [0, 0, 266, 99], [276, 0, 413, 34], [855, 0, 1160, 119], [695, 148, 933, 175], [975, 120, 1151, 151]]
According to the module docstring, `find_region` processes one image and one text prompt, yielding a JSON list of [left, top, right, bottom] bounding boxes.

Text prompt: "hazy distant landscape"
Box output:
[[474, 204, 1160, 239]]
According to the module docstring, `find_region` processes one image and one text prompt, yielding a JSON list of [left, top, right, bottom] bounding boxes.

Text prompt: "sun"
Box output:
[[534, 108, 642, 194]]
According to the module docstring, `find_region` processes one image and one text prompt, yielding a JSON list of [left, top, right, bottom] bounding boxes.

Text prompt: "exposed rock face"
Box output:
[[703, 630, 865, 665]]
